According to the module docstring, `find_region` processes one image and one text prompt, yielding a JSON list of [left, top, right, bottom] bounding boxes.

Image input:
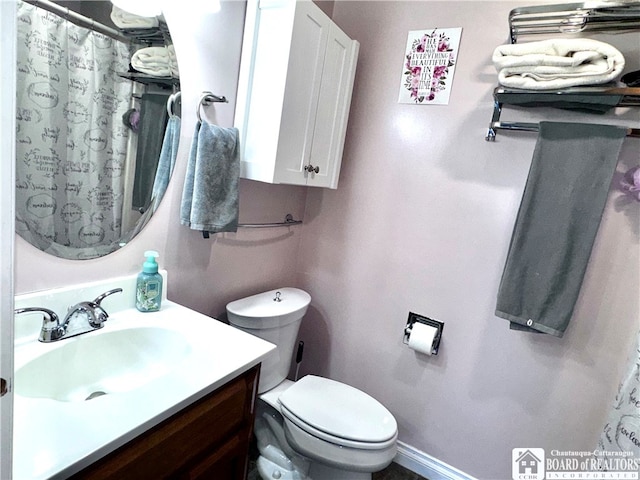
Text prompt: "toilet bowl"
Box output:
[[226, 288, 398, 480]]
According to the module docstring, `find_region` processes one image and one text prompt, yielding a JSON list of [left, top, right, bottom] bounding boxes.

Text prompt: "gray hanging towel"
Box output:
[[180, 120, 239, 234], [133, 93, 170, 211], [495, 122, 626, 337]]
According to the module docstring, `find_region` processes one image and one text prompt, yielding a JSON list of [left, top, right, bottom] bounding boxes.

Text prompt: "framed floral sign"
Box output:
[[398, 28, 462, 105]]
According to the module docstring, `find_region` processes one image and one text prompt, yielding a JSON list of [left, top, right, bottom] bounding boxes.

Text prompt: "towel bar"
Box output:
[[237, 214, 303, 228], [487, 121, 640, 141], [201, 214, 303, 238]]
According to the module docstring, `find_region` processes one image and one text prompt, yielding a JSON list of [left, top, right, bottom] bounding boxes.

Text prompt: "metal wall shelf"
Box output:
[[486, 86, 640, 140], [508, 2, 640, 44]]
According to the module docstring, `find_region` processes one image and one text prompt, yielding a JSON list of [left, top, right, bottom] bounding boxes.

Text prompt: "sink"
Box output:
[[13, 276, 276, 480], [15, 327, 191, 402]]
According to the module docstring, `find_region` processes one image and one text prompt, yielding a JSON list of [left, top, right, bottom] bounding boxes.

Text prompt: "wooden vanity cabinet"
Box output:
[[70, 365, 260, 480]]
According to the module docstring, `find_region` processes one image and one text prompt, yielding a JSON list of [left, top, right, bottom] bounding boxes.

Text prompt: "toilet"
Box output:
[[226, 288, 398, 480]]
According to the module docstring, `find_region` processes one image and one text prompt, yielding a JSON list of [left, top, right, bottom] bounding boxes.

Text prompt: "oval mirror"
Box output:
[[15, 0, 181, 260]]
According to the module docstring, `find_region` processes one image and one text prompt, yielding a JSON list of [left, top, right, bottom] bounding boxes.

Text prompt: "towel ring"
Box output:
[[167, 91, 181, 117], [196, 91, 228, 122]]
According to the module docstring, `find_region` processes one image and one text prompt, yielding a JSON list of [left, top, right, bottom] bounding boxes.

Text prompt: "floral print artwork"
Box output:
[[398, 28, 462, 105]]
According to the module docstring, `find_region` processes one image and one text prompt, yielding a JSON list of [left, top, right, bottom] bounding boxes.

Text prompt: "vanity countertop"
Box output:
[[13, 276, 275, 480]]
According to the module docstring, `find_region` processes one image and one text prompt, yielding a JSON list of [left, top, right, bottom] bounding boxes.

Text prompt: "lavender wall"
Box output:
[[294, 2, 640, 479]]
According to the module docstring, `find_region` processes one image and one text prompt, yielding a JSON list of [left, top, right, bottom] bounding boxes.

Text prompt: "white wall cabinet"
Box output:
[[235, 0, 359, 189]]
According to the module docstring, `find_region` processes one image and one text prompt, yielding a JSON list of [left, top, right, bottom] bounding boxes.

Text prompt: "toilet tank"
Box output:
[[226, 288, 311, 393]]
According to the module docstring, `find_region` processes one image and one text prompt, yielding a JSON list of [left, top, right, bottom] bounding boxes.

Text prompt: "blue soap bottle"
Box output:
[[136, 250, 163, 312]]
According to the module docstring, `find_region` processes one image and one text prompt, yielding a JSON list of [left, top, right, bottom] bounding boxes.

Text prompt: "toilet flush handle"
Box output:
[[294, 341, 304, 381]]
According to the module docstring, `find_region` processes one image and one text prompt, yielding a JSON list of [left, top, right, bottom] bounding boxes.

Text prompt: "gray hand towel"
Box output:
[[495, 122, 626, 337], [180, 121, 239, 233]]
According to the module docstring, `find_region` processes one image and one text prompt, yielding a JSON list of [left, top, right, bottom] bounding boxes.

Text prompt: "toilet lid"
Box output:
[[278, 375, 397, 443]]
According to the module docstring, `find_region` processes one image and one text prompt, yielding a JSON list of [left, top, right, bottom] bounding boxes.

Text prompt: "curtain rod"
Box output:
[[21, 0, 129, 43]]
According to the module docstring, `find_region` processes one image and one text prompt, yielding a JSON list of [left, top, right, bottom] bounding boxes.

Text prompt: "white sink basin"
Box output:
[[15, 327, 191, 402]]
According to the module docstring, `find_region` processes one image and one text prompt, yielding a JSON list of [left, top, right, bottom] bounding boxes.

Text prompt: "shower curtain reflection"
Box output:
[[15, 1, 134, 259], [598, 331, 640, 460]]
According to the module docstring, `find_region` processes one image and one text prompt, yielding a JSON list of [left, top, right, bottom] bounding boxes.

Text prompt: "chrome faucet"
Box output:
[[15, 288, 123, 343], [62, 288, 123, 339]]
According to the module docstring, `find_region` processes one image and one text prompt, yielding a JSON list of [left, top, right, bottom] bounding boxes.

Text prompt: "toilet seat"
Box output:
[[278, 375, 397, 448], [282, 411, 398, 473], [280, 404, 397, 450]]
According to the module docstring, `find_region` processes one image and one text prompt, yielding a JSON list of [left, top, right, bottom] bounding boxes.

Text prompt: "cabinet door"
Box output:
[[236, 0, 296, 184], [273, 1, 330, 186], [307, 23, 359, 189], [70, 366, 259, 480], [180, 432, 247, 480]]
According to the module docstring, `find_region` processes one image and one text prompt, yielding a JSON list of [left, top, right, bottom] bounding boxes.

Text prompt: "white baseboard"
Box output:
[[394, 441, 477, 480]]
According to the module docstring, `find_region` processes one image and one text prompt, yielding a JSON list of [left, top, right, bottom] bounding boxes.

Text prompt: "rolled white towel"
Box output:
[[110, 5, 159, 29], [493, 38, 625, 90], [131, 45, 178, 78]]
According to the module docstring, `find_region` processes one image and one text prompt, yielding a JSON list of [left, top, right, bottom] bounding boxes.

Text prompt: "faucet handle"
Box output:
[[85, 303, 108, 328], [87, 288, 123, 328], [93, 288, 123, 306], [15, 307, 65, 342]]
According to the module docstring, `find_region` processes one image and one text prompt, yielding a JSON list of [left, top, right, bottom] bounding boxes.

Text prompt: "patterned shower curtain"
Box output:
[[597, 330, 640, 464], [15, 1, 133, 258]]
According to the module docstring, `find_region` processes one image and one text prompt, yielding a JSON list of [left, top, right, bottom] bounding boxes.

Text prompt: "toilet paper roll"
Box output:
[[408, 322, 438, 355]]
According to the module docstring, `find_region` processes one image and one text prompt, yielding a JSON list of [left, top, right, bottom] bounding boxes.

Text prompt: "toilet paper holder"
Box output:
[[403, 312, 444, 355]]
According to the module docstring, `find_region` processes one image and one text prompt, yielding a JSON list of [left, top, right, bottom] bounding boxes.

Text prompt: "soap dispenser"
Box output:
[[136, 250, 163, 312]]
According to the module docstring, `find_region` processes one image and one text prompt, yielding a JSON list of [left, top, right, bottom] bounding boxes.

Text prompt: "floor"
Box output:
[[373, 462, 429, 480], [249, 460, 428, 480]]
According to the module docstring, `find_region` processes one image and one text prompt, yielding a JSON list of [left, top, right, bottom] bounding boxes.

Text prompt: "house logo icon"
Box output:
[[512, 448, 545, 480]]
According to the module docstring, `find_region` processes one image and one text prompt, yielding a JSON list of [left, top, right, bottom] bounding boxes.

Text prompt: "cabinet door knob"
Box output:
[[305, 165, 320, 174]]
